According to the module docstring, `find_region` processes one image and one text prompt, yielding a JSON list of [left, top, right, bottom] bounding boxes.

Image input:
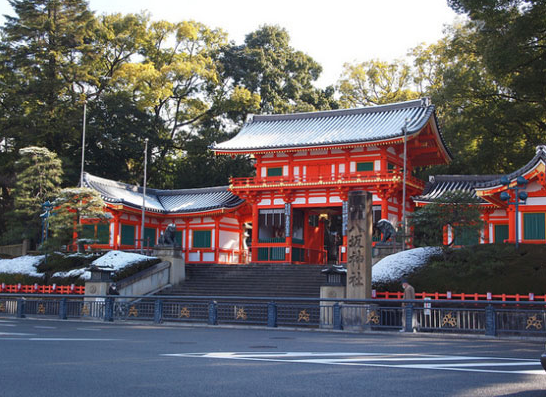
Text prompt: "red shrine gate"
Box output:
[[213, 99, 451, 264]]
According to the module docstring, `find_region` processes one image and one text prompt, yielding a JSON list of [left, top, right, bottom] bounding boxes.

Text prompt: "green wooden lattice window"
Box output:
[[356, 162, 373, 172], [193, 230, 212, 248], [97, 224, 110, 244], [523, 213, 545, 240], [121, 224, 135, 246], [453, 226, 479, 246], [82, 223, 109, 244], [143, 227, 156, 248], [175, 231, 183, 247], [82, 224, 95, 239], [494, 224, 509, 243], [267, 167, 283, 177]]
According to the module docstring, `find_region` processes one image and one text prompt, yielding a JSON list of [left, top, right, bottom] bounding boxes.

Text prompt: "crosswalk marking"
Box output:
[[162, 352, 545, 375]]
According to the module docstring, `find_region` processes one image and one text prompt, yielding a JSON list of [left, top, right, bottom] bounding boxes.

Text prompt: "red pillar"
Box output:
[[251, 200, 259, 262], [507, 206, 516, 243], [214, 217, 220, 263], [113, 212, 120, 250]]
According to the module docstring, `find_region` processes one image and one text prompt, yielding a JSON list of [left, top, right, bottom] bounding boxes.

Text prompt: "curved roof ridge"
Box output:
[[83, 173, 244, 214], [475, 145, 546, 189], [251, 98, 428, 122]]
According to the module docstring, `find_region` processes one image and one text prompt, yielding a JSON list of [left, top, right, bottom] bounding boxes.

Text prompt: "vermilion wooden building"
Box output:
[[82, 173, 250, 264], [84, 98, 456, 264], [414, 145, 546, 246], [211, 98, 451, 263]]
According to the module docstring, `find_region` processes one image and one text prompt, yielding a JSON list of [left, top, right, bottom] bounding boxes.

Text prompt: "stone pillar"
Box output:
[[343, 191, 373, 330], [346, 191, 373, 299], [153, 247, 185, 284]]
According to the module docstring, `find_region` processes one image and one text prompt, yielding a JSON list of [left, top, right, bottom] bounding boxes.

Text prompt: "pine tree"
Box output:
[[48, 187, 110, 251], [9, 146, 63, 246]]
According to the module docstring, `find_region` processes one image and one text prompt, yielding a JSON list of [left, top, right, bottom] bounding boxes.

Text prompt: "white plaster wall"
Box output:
[[188, 252, 199, 262], [374, 160, 380, 171], [220, 230, 239, 250], [309, 197, 327, 204], [525, 197, 546, 205], [222, 217, 239, 226], [203, 252, 215, 262], [329, 196, 342, 203], [258, 199, 272, 206]]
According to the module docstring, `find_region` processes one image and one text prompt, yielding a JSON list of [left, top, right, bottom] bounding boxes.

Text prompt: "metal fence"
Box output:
[[1, 294, 545, 337]]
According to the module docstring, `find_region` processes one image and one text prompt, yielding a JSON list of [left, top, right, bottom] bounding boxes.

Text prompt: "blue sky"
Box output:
[[0, 0, 460, 87]]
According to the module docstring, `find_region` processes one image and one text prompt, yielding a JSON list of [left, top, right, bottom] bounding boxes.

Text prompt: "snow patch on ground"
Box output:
[[0, 255, 44, 278], [52, 268, 90, 280], [1, 251, 156, 280], [372, 247, 441, 283], [91, 251, 155, 271]]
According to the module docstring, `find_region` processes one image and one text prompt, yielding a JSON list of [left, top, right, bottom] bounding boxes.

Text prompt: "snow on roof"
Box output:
[[372, 247, 441, 283], [0, 255, 44, 278]]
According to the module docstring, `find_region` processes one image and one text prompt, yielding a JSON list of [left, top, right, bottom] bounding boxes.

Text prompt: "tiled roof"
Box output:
[[212, 98, 450, 154], [413, 175, 500, 204], [83, 173, 244, 214], [475, 145, 546, 189]]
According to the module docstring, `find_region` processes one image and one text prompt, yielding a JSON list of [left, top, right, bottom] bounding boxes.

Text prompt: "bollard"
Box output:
[[104, 297, 114, 322], [267, 301, 277, 328], [485, 305, 496, 336], [16, 298, 26, 318], [404, 304, 414, 332], [333, 303, 342, 330], [154, 299, 163, 324], [59, 298, 67, 320], [208, 301, 218, 325]]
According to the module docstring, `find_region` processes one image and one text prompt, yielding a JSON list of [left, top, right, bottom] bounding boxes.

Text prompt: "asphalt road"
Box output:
[[0, 317, 545, 397]]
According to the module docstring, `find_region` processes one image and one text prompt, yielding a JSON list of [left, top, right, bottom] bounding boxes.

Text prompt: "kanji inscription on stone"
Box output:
[[346, 191, 372, 299]]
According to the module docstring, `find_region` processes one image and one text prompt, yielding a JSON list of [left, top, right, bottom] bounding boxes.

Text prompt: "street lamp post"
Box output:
[[80, 100, 87, 187], [140, 138, 149, 254], [401, 119, 409, 251], [500, 175, 528, 249]]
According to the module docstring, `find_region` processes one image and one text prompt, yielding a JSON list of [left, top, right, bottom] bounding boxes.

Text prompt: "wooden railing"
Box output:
[[230, 171, 425, 190], [0, 284, 85, 294], [372, 291, 546, 302]]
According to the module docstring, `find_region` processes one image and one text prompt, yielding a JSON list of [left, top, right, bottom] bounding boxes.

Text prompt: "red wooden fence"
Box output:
[[0, 283, 85, 294], [0, 284, 544, 301], [371, 290, 546, 302]]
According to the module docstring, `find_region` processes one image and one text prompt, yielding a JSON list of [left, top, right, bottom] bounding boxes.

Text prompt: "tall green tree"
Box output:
[[442, 0, 546, 172], [337, 60, 420, 107], [7, 146, 63, 246], [410, 22, 544, 176], [221, 25, 337, 114], [1, 0, 97, 182]]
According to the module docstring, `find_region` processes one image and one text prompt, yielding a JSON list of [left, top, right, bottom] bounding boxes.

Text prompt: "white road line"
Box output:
[[161, 352, 545, 376], [10, 338, 119, 341], [0, 324, 16, 327], [76, 328, 102, 331], [28, 338, 119, 341], [34, 326, 57, 329], [0, 332, 36, 336]]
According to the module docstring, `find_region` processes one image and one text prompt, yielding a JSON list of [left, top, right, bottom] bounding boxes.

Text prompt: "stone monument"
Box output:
[[343, 190, 375, 329]]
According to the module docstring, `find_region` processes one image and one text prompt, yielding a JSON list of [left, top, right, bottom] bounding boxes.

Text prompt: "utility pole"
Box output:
[[141, 138, 149, 254]]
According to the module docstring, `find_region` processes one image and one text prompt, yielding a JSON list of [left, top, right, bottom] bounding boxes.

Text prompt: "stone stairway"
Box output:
[[159, 263, 327, 298]]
